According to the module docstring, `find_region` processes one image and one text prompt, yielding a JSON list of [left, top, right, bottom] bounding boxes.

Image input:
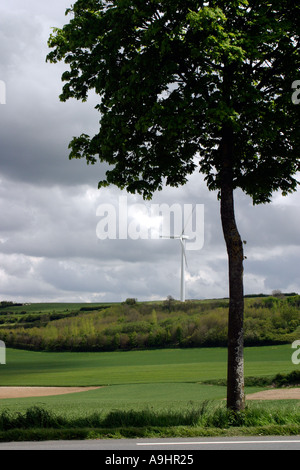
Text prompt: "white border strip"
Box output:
[[137, 439, 300, 446]]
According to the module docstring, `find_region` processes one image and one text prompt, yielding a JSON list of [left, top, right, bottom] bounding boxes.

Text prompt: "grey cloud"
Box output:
[[235, 191, 300, 248], [0, 3, 106, 189], [245, 246, 300, 293]]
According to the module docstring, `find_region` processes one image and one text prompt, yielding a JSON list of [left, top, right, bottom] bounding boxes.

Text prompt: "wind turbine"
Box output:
[[160, 230, 189, 302]]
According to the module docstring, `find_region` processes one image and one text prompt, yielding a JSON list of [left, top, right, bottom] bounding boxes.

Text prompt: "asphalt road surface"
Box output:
[[0, 436, 300, 450]]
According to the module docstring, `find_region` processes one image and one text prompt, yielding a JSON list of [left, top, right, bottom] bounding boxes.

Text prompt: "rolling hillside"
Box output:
[[0, 295, 299, 352]]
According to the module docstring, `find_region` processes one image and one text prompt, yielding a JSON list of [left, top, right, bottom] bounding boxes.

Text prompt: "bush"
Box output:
[[0, 406, 65, 431], [124, 298, 137, 305], [273, 370, 300, 387]]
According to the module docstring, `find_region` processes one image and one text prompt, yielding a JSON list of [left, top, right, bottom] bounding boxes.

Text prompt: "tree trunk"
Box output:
[[220, 126, 245, 412]]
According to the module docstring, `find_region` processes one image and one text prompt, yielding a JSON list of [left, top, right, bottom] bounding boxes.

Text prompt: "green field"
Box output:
[[0, 344, 297, 417], [1, 344, 296, 386], [0, 344, 299, 440]]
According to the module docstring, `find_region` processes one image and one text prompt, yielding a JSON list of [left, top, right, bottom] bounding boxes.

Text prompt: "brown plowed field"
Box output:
[[0, 386, 101, 399], [246, 388, 300, 400]]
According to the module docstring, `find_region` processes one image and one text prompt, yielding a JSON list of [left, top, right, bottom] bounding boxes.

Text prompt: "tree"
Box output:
[[47, 0, 300, 411]]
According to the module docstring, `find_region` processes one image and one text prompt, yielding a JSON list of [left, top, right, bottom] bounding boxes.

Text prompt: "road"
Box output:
[[0, 436, 300, 450]]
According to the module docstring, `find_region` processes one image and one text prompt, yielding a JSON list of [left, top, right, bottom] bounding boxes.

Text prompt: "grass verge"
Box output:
[[1, 424, 300, 442], [0, 401, 300, 442]]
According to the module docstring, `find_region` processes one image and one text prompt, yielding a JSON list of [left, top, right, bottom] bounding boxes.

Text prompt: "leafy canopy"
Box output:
[[47, 0, 300, 202]]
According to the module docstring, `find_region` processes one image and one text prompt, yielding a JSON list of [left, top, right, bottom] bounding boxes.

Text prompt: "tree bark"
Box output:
[[220, 126, 245, 412]]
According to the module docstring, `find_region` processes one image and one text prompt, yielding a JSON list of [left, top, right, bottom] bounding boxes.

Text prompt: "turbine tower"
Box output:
[[160, 231, 189, 302], [179, 234, 189, 302]]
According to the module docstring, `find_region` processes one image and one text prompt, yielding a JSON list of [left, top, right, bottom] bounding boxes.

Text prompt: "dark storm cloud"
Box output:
[[0, 2, 107, 188]]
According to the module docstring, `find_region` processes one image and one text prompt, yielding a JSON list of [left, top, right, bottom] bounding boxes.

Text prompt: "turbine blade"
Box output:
[[180, 239, 189, 269], [183, 248, 188, 269], [181, 204, 196, 236]]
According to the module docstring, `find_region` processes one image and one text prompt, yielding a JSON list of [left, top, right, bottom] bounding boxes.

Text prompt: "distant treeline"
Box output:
[[0, 301, 23, 308], [0, 296, 299, 352]]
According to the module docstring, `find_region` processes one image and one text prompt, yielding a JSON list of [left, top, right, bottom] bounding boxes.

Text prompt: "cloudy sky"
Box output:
[[0, 0, 299, 303]]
